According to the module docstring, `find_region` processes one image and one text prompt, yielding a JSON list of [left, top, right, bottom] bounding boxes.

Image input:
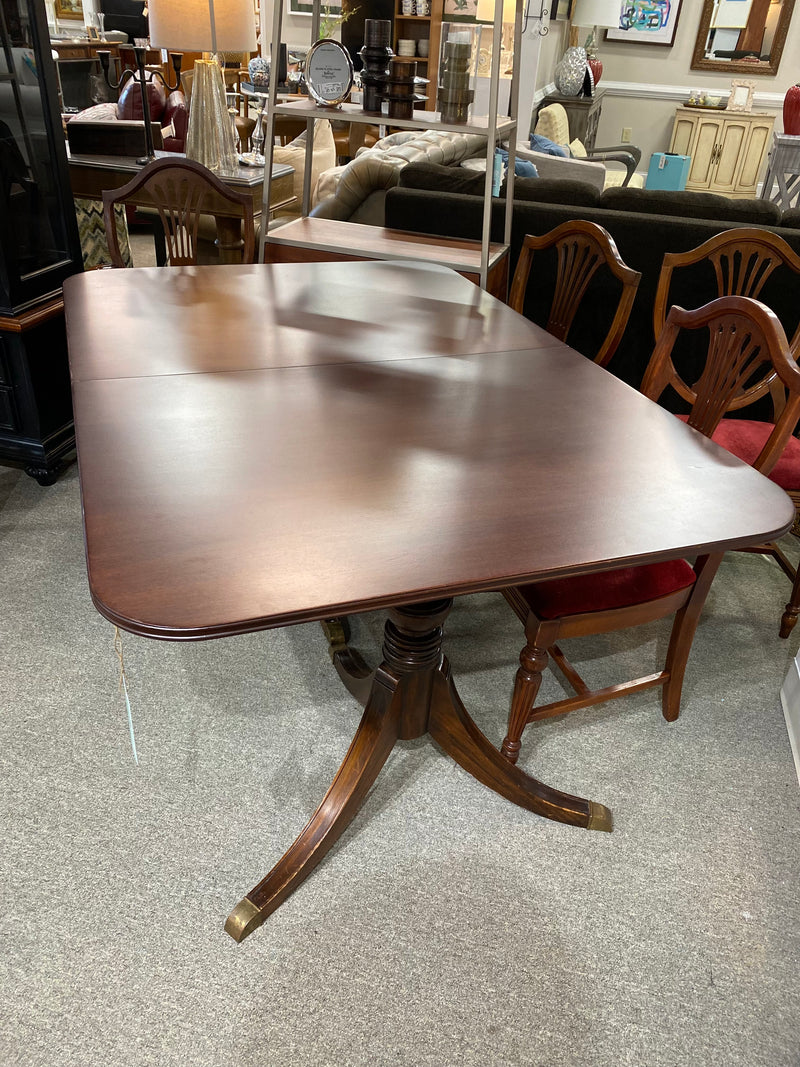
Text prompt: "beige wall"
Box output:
[[530, 5, 800, 172]]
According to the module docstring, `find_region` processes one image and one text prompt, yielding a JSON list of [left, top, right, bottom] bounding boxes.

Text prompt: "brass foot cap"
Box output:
[[224, 898, 263, 943], [587, 801, 613, 833]]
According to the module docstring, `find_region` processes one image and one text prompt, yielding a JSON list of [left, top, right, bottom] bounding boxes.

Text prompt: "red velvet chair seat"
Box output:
[[517, 559, 696, 620], [677, 415, 800, 491]]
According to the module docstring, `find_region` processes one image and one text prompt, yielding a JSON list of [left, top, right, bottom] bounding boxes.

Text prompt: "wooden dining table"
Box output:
[[63, 260, 794, 943]]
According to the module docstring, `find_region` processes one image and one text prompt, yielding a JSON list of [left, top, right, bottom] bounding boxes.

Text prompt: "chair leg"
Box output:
[[501, 620, 559, 764], [661, 553, 723, 722], [780, 565, 800, 638]]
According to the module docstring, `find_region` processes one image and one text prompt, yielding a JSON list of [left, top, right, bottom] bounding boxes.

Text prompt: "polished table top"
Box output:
[[64, 259, 793, 641], [63, 260, 794, 941]]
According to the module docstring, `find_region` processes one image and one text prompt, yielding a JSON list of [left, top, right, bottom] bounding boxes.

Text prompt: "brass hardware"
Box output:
[[587, 801, 613, 832], [224, 897, 263, 943]]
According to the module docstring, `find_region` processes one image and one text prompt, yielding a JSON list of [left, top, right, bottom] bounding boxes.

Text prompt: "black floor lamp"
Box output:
[[97, 47, 183, 164]]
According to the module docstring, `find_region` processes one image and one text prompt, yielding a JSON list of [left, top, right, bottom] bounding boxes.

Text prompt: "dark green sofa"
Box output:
[[384, 166, 800, 414]]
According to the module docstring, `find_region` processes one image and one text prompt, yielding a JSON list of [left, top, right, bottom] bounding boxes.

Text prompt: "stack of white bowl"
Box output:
[[397, 39, 416, 56]]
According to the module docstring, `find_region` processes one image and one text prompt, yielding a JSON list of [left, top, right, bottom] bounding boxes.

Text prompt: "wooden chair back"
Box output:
[[101, 156, 256, 267], [641, 295, 800, 477], [653, 228, 800, 417], [508, 219, 641, 368]]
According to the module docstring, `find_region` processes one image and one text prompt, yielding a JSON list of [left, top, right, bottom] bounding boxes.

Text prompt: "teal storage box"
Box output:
[[646, 152, 691, 190]]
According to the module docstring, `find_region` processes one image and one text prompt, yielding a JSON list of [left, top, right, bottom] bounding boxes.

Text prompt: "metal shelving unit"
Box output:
[[257, 0, 522, 290]]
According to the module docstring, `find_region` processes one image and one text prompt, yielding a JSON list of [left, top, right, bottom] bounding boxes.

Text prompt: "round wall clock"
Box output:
[[304, 40, 354, 108]]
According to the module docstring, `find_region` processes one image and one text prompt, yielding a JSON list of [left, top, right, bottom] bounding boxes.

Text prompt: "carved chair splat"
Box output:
[[508, 220, 641, 368], [102, 156, 256, 268], [654, 229, 800, 636]]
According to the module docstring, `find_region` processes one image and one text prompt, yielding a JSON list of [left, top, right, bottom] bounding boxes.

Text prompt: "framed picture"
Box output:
[[85, 24, 99, 39], [287, 0, 341, 16], [550, 0, 573, 19], [444, 0, 479, 19], [726, 78, 755, 112], [605, 0, 684, 47], [304, 39, 354, 105], [55, 0, 84, 20]]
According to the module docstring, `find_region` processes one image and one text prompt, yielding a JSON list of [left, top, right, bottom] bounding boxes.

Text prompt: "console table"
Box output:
[[535, 89, 605, 150], [68, 151, 296, 263]]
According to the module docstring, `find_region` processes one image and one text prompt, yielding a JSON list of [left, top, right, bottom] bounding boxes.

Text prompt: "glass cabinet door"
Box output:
[[1, 0, 82, 313]]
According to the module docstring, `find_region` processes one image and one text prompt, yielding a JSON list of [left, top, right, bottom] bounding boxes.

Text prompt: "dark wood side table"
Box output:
[[68, 150, 296, 263], [535, 88, 605, 151]]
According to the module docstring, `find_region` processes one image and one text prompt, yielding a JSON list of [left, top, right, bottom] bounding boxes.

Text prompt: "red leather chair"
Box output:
[[116, 75, 188, 153], [66, 74, 188, 154]]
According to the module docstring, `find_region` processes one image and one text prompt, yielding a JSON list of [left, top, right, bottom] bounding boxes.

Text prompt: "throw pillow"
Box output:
[[569, 138, 587, 158], [529, 133, 569, 158], [274, 119, 336, 207], [497, 146, 539, 177]]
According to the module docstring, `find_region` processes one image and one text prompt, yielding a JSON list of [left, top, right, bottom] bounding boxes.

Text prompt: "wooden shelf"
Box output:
[[272, 98, 516, 138], [264, 218, 509, 298], [393, 0, 442, 112]]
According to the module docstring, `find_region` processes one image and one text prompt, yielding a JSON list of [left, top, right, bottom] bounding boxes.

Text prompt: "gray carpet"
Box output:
[[2, 460, 799, 1067]]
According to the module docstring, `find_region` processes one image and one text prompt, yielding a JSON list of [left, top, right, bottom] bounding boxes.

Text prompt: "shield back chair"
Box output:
[[500, 295, 800, 766], [654, 228, 800, 637], [508, 219, 641, 368], [102, 156, 256, 267]]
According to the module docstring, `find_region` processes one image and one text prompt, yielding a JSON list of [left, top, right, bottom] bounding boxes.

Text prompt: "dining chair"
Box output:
[[654, 228, 800, 636], [500, 295, 800, 765], [508, 219, 641, 368], [101, 156, 256, 267]]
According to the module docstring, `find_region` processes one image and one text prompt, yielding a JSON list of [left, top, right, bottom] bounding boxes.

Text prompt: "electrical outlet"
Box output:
[[621, 127, 632, 143]]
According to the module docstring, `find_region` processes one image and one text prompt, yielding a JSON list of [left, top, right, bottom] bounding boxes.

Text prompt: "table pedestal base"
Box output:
[[225, 599, 612, 943]]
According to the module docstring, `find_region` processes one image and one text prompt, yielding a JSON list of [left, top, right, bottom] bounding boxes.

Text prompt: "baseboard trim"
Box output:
[[779, 655, 800, 786]]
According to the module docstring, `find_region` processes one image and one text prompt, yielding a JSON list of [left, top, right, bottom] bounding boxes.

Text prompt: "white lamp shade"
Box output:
[[148, 0, 257, 52], [570, 0, 621, 28], [476, 0, 519, 23]]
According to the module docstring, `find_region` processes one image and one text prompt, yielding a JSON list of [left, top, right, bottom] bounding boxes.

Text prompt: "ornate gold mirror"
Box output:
[[692, 0, 796, 76]]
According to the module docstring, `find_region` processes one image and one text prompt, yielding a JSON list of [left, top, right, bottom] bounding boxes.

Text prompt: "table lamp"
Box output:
[[570, 0, 621, 86], [148, 0, 257, 172]]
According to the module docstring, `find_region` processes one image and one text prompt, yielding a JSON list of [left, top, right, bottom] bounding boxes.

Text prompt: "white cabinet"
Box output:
[[669, 106, 775, 198]]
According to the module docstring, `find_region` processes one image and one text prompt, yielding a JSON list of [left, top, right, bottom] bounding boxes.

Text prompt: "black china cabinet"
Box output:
[[1, 0, 82, 484]]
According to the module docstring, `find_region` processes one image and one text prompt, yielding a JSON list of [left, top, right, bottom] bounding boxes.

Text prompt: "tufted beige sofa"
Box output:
[[309, 129, 488, 225]]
